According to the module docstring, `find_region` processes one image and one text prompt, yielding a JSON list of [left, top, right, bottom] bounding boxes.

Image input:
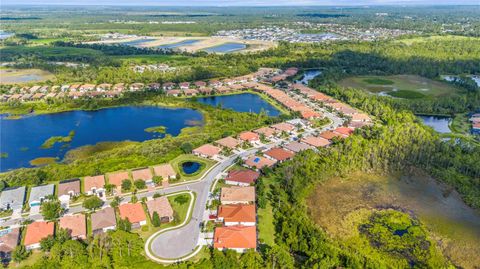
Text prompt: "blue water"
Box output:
[[195, 93, 281, 116], [294, 69, 322, 85], [120, 38, 156, 47], [0, 106, 203, 171], [203, 42, 246, 53], [0, 31, 14, 40], [181, 161, 201, 174], [157, 39, 200, 49], [418, 115, 451, 134]]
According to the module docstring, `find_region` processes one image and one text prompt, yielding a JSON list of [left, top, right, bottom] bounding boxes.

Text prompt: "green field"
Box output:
[[339, 75, 460, 99], [0, 68, 56, 84]]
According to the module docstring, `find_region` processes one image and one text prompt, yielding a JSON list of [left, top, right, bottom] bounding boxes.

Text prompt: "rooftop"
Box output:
[[59, 214, 87, 239], [225, 170, 260, 185], [0, 227, 20, 254], [24, 221, 55, 246], [84, 175, 105, 191], [131, 168, 153, 181], [301, 136, 331, 147], [91, 207, 116, 231], [0, 186, 26, 211], [216, 136, 241, 149], [213, 226, 257, 249], [193, 144, 222, 157], [153, 164, 176, 180], [283, 141, 313, 153], [221, 186, 255, 203], [108, 171, 130, 187], [218, 204, 256, 223], [29, 184, 55, 204], [244, 155, 277, 169], [118, 203, 147, 224], [264, 147, 295, 161], [146, 197, 174, 218], [58, 178, 81, 196], [239, 131, 260, 142]]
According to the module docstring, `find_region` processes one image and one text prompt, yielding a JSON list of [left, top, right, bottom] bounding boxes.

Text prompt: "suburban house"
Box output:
[[162, 82, 175, 90], [28, 184, 55, 208], [217, 204, 256, 226], [118, 203, 147, 228], [334, 127, 354, 137], [215, 136, 241, 150], [24, 221, 55, 250], [146, 197, 174, 223], [193, 144, 222, 159], [301, 136, 331, 148], [91, 207, 117, 235], [351, 113, 371, 122], [59, 214, 87, 240], [319, 130, 345, 140], [0, 228, 20, 261], [58, 178, 81, 204], [179, 82, 190, 90], [107, 171, 131, 194], [253, 127, 277, 139], [271, 122, 296, 134], [238, 131, 260, 144], [224, 170, 260, 186], [183, 88, 199, 96], [0, 186, 26, 214], [264, 147, 295, 162], [283, 141, 314, 153], [131, 168, 153, 185], [213, 226, 257, 253], [194, 81, 207, 88], [166, 89, 182, 97], [84, 175, 106, 198], [220, 186, 255, 205], [153, 164, 177, 182], [244, 155, 277, 170]]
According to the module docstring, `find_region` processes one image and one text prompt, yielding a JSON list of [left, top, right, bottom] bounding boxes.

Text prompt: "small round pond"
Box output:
[[181, 161, 201, 175]]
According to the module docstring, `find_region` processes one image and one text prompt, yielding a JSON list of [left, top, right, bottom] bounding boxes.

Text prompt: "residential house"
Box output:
[[220, 186, 255, 205], [301, 136, 331, 148], [271, 122, 296, 134], [146, 197, 174, 222], [193, 144, 222, 159], [84, 175, 106, 198], [209, 80, 222, 88], [238, 131, 260, 144], [166, 89, 181, 97], [0, 186, 26, 214], [96, 83, 112, 91], [217, 204, 256, 226], [131, 168, 153, 185], [283, 141, 313, 153], [224, 170, 260, 186], [58, 179, 81, 208], [183, 88, 199, 96], [24, 221, 55, 250], [213, 226, 256, 253], [129, 83, 144, 91], [118, 203, 147, 228], [112, 83, 125, 92], [215, 136, 241, 150], [148, 83, 161, 91], [28, 184, 55, 208], [244, 155, 276, 170], [91, 207, 116, 235], [253, 127, 277, 139], [264, 147, 295, 162], [162, 82, 175, 91], [334, 127, 354, 137], [319, 130, 345, 140], [194, 81, 207, 88], [179, 82, 190, 90], [59, 214, 87, 239], [153, 164, 177, 182], [0, 228, 20, 261], [107, 171, 130, 194]]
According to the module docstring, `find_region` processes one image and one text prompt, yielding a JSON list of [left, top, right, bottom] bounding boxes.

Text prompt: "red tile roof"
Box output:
[[239, 131, 260, 142], [59, 214, 86, 239], [319, 131, 345, 140], [84, 175, 105, 191], [216, 136, 241, 149], [118, 203, 146, 224], [131, 168, 153, 182], [221, 186, 256, 203], [108, 171, 130, 189], [225, 170, 260, 185], [218, 204, 256, 223], [264, 147, 295, 161], [24, 221, 55, 246], [245, 155, 277, 169], [334, 127, 354, 136], [301, 136, 331, 147], [214, 226, 256, 249], [193, 144, 222, 157]]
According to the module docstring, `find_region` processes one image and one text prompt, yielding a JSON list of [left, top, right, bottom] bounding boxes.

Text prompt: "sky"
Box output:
[[3, 0, 480, 6]]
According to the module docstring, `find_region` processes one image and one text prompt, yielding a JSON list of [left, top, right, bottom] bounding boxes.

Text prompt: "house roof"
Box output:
[[84, 175, 105, 191], [220, 186, 255, 203], [58, 179, 81, 196], [118, 203, 146, 224], [0, 227, 20, 254], [108, 171, 130, 187], [218, 204, 256, 223], [29, 184, 55, 204], [225, 170, 260, 184], [91, 207, 116, 231], [264, 147, 295, 161], [283, 142, 313, 153], [319, 131, 345, 140], [301, 136, 331, 147], [0, 186, 26, 211], [59, 214, 86, 238], [244, 155, 277, 169], [193, 144, 222, 157], [239, 131, 259, 142], [153, 164, 176, 180], [146, 197, 174, 218], [213, 226, 256, 249], [334, 127, 354, 136], [131, 168, 153, 181], [271, 122, 295, 132], [215, 136, 241, 149], [254, 127, 277, 137], [24, 221, 55, 246], [351, 113, 371, 122]]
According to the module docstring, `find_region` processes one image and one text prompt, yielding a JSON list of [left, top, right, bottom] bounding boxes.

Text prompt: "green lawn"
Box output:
[[169, 154, 216, 182], [258, 202, 275, 246], [339, 75, 460, 99]]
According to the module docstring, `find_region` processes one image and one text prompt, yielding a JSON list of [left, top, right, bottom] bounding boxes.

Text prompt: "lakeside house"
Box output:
[[146, 197, 174, 223], [217, 204, 256, 226], [58, 178, 81, 208], [28, 184, 55, 208], [162, 82, 175, 90], [131, 168, 153, 185], [0, 228, 20, 261], [84, 175, 106, 198], [59, 214, 87, 240], [224, 170, 260, 186], [213, 225, 257, 253], [118, 203, 147, 228], [238, 131, 260, 144], [107, 171, 130, 194], [166, 89, 181, 97], [24, 221, 55, 250], [215, 136, 242, 150], [244, 155, 277, 170], [264, 147, 295, 162], [153, 164, 177, 182], [179, 82, 190, 90], [220, 186, 255, 205], [91, 207, 116, 235], [0, 186, 26, 214], [193, 144, 222, 159]]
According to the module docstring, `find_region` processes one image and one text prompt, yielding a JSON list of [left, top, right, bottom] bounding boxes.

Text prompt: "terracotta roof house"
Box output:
[[283, 141, 313, 153], [91, 207, 116, 235], [217, 204, 256, 226], [264, 147, 295, 162], [107, 171, 130, 194], [0, 227, 20, 260], [162, 82, 175, 90], [24, 221, 55, 250], [213, 226, 256, 252], [183, 88, 199, 96], [131, 168, 153, 183], [271, 122, 295, 133], [224, 170, 260, 186], [28, 184, 55, 208], [220, 186, 255, 205], [153, 164, 177, 181], [244, 155, 277, 170], [334, 127, 354, 137], [215, 136, 241, 149], [319, 131, 345, 140], [118, 203, 147, 228], [146, 197, 174, 222], [179, 82, 190, 89], [351, 113, 371, 122], [0, 186, 26, 213], [194, 81, 207, 88], [348, 121, 372, 129], [301, 136, 331, 148], [193, 144, 222, 159], [239, 131, 260, 143], [59, 214, 87, 239], [84, 175, 106, 197], [166, 89, 182, 96], [58, 178, 81, 199], [254, 127, 277, 138]]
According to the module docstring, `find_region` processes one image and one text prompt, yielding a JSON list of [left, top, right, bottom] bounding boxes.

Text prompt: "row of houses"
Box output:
[[0, 163, 177, 215]]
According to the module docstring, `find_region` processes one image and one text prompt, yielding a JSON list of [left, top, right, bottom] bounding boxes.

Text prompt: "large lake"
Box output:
[[195, 93, 281, 116], [157, 39, 200, 49], [418, 115, 451, 133], [203, 42, 246, 53], [0, 106, 203, 171]]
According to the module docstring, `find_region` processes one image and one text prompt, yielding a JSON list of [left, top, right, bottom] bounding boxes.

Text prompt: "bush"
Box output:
[[133, 179, 146, 190], [152, 211, 161, 227], [121, 179, 132, 192]]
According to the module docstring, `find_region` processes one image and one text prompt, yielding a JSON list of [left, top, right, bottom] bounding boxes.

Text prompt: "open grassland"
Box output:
[[0, 68, 55, 84], [339, 75, 460, 99], [396, 35, 480, 46], [307, 171, 480, 269]]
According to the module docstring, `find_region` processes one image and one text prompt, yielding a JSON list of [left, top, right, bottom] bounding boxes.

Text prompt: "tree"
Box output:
[[41, 200, 62, 221], [133, 179, 146, 190], [82, 196, 103, 211], [40, 235, 56, 252], [180, 142, 193, 153], [152, 176, 162, 185], [130, 194, 138, 204], [174, 194, 189, 205], [121, 179, 131, 192], [12, 244, 30, 263], [110, 196, 121, 208], [117, 218, 131, 232], [240, 249, 264, 269], [264, 245, 294, 269], [151, 211, 161, 227], [104, 184, 115, 195]]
